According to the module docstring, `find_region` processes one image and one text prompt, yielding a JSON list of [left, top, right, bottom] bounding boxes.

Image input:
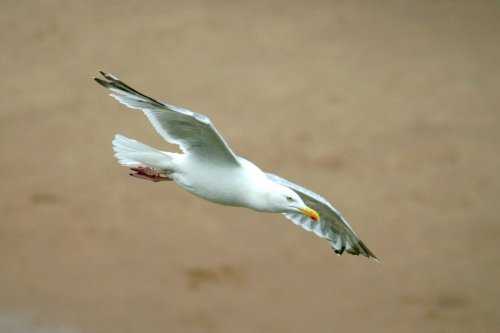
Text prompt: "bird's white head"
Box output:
[[268, 184, 320, 221]]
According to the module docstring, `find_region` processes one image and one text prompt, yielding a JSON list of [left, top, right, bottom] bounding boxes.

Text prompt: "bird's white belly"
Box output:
[[172, 158, 253, 207]]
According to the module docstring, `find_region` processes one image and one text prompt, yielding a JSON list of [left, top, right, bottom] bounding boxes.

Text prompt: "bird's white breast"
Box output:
[[172, 155, 268, 208]]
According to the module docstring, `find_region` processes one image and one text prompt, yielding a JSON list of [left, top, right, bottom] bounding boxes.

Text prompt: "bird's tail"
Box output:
[[112, 134, 175, 170]]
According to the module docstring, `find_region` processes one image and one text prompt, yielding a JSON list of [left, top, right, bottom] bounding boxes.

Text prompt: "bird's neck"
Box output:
[[245, 180, 283, 213]]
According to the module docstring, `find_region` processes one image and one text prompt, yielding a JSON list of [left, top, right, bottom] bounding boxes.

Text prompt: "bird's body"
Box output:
[[113, 134, 286, 212], [174, 155, 274, 210], [95, 71, 379, 261]]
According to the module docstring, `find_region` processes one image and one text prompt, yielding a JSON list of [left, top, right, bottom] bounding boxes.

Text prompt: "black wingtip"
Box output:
[[373, 256, 382, 265], [330, 239, 381, 263], [366, 251, 382, 264], [351, 238, 380, 263], [368, 252, 382, 264], [98, 70, 119, 81], [334, 248, 345, 255], [93, 77, 110, 88]]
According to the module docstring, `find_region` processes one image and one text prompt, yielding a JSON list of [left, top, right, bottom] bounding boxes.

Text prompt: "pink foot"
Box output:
[[129, 166, 172, 182]]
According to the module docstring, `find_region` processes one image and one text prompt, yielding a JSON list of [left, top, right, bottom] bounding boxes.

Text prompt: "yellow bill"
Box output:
[[300, 207, 320, 221]]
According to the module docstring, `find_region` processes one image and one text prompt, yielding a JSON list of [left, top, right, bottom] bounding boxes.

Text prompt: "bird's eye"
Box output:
[[286, 196, 293, 202]]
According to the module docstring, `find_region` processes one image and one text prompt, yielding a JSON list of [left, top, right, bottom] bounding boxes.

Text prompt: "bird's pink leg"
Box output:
[[129, 166, 172, 182]]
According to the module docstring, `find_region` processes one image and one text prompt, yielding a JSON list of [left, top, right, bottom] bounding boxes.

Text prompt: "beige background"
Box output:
[[1, 1, 499, 332]]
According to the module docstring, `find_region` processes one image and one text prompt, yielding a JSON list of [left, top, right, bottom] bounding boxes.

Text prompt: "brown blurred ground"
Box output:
[[0, 1, 499, 332]]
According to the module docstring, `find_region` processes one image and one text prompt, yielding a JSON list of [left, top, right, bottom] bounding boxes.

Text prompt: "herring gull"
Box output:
[[94, 71, 379, 261]]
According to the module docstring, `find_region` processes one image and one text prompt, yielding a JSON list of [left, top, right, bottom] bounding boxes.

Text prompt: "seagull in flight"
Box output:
[[94, 71, 379, 261]]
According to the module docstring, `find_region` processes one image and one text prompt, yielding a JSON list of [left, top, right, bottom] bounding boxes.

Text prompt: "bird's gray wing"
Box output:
[[94, 71, 240, 166], [266, 173, 379, 262]]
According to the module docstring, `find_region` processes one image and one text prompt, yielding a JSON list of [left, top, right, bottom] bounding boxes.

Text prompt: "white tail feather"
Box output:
[[112, 134, 175, 170]]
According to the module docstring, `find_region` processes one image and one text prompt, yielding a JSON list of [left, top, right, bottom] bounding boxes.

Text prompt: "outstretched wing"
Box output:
[[266, 173, 379, 262], [94, 71, 240, 166]]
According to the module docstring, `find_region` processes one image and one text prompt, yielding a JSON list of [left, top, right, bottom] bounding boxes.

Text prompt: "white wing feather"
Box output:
[[266, 173, 379, 261], [94, 71, 239, 166]]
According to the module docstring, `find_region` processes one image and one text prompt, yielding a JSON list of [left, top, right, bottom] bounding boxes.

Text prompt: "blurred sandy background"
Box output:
[[1, 1, 499, 332]]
